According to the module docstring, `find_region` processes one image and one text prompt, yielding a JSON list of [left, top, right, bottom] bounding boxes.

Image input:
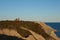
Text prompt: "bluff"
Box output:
[[0, 20, 59, 40]]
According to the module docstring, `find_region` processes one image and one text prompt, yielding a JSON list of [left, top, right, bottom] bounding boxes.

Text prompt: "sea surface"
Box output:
[[45, 22, 60, 37]]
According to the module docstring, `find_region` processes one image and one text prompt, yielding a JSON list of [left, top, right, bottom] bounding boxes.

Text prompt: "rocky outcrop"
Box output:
[[0, 20, 59, 40], [0, 27, 45, 40], [37, 22, 59, 40], [0, 29, 23, 38], [20, 27, 45, 40]]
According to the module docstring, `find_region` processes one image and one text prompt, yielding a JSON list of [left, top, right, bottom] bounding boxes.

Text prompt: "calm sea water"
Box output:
[[45, 22, 60, 37]]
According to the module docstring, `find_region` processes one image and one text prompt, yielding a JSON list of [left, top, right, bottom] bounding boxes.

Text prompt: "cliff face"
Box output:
[[0, 29, 22, 38], [0, 20, 59, 40], [37, 22, 59, 40]]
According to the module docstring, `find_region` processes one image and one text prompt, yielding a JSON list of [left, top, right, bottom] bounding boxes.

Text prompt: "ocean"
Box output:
[[45, 22, 60, 37]]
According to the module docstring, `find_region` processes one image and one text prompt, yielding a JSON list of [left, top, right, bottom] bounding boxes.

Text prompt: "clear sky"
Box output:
[[0, 0, 60, 22]]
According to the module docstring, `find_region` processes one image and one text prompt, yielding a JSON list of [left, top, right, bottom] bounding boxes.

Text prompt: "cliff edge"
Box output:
[[0, 20, 59, 40]]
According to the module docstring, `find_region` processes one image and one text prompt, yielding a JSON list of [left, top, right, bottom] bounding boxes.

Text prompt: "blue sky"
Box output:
[[0, 0, 60, 22]]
